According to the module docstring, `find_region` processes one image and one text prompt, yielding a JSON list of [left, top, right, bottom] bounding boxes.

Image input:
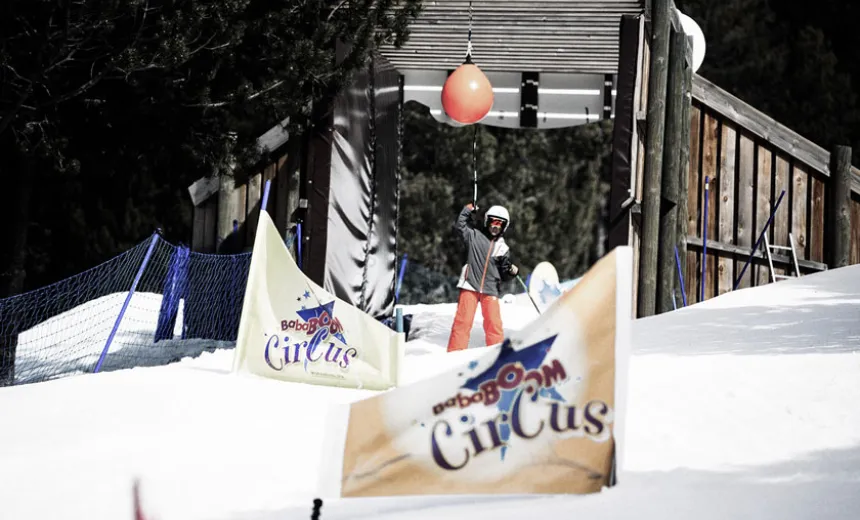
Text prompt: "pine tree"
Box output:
[[0, 0, 422, 297]]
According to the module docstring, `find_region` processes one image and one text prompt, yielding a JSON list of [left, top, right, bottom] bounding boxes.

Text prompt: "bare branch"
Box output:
[[0, 86, 33, 136], [183, 80, 286, 108], [205, 42, 233, 51], [188, 34, 218, 56], [38, 64, 111, 109], [44, 49, 78, 73], [327, 0, 351, 21], [1, 64, 33, 86]]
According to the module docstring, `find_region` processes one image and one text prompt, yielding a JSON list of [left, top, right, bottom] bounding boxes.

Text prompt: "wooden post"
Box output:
[[217, 171, 239, 250], [637, 0, 671, 317], [676, 35, 694, 301], [657, 28, 687, 313], [828, 145, 852, 268]]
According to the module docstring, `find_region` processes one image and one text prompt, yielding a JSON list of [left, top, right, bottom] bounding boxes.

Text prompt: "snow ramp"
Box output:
[[0, 264, 858, 520]]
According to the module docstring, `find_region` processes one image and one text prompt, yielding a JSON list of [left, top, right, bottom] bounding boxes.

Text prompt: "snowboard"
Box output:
[[527, 261, 563, 310]]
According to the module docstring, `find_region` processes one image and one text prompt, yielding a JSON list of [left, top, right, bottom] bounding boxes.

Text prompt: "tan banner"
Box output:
[[327, 247, 632, 497], [231, 211, 404, 391]]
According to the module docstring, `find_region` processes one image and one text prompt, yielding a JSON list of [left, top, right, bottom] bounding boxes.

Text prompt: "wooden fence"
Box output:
[[684, 75, 860, 305], [611, 2, 860, 318], [188, 139, 301, 254]]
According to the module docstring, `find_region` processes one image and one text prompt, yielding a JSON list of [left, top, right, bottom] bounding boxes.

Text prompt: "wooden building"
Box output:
[[185, 0, 860, 319], [186, 121, 300, 256], [606, 2, 860, 318]]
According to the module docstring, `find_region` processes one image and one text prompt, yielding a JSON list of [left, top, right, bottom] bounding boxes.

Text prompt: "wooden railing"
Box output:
[[684, 74, 860, 304]]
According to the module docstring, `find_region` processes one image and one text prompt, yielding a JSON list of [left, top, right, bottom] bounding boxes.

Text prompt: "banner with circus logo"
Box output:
[[231, 211, 404, 391], [320, 246, 632, 497]]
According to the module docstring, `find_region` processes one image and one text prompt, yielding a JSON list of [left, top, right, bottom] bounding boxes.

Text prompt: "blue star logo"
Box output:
[[303, 290, 311, 299], [462, 335, 566, 460], [538, 281, 562, 305], [295, 300, 346, 344]]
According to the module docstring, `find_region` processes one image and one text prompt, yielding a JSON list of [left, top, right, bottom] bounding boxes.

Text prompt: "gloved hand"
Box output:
[[509, 264, 519, 276], [466, 203, 478, 212]]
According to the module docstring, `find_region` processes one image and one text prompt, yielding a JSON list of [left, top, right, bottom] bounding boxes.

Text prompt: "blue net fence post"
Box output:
[[0, 231, 253, 386], [261, 179, 272, 216], [395, 253, 408, 303], [93, 233, 161, 373], [181, 250, 251, 342], [733, 189, 786, 290], [154, 245, 190, 342], [674, 245, 687, 307]]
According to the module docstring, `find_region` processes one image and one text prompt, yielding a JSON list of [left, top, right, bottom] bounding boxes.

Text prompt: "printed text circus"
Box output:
[[264, 328, 356, 371], [429, 360, 614, 471]]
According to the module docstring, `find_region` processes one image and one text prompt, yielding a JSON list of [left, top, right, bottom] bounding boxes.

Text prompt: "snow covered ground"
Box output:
[[12, 291, 234, 384], [1, 264, 859, 519]]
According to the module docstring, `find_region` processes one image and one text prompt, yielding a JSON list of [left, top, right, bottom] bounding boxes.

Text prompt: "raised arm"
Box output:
[[454, 203, 477, 243]]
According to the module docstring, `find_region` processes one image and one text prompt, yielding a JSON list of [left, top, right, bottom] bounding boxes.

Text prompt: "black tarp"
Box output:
[[362, 55, 400, 318], [606, 14, 643, 251], [323, 51, 400, 320]]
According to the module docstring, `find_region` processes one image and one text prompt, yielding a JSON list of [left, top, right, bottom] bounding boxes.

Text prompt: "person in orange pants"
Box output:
[[446, 203, 519, 353]]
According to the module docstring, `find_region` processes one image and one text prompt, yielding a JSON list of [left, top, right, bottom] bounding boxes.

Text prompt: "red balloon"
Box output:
[[441, 63, 493, 124]]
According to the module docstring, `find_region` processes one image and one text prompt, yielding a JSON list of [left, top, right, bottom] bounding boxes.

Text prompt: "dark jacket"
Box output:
[[453, 205, 515, 297]]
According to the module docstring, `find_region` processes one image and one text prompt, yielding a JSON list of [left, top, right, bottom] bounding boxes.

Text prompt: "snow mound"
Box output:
[[1, 265, 859, 520]]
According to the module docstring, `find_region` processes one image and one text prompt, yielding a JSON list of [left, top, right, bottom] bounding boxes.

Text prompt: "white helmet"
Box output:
[[484, 205, 510, 234]]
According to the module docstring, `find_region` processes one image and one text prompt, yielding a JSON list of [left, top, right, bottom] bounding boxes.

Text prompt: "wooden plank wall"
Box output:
[[629, 17, 649, 318], [191, 197, 219, 253], [190, 150, 297, 253], [683, 101, 830, 305]]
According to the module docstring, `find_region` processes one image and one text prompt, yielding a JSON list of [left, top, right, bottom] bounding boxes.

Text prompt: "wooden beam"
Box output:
[[256, 118, 289, 155], [187, 175, 219, 207], [637, 0, 671, 318], [668, 1, 681, 33], [687, 236, 827, 273], [657, 27, 686, 314], [692, 74, 859, 187], [186, 120, 291, 210], [676, 34, 693, 301], [828, 145, 853, 268]]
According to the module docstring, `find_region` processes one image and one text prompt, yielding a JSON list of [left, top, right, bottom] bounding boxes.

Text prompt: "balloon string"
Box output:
[[466, 0, 473, 61], [472, 124, 478, 208]]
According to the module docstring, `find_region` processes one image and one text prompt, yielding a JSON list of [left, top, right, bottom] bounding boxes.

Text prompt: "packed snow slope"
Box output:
[[1, 265, 859, 520]]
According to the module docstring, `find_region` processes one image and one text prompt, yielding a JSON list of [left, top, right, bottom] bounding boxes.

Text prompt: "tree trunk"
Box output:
[[1, 169, 34, 298], [0, 163, 35, 386]]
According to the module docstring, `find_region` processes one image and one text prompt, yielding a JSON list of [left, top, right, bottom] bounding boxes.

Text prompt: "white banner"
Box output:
[[320, 246, 632, 497], [231, 211, 404, 391]]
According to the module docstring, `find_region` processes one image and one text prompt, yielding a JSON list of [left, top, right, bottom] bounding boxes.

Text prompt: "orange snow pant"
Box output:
[[446, 289, 504, 352]]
